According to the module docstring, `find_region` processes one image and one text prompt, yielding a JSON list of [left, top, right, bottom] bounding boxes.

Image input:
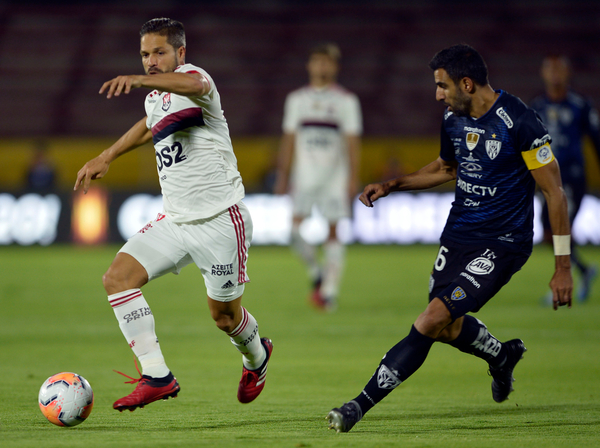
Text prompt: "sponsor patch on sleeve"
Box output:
[[522, 143, 554, 170]]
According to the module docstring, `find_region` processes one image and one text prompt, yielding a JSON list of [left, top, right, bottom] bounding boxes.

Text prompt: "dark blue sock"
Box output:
[[353, 326, 435, 415], [447, 314, 507, 368]]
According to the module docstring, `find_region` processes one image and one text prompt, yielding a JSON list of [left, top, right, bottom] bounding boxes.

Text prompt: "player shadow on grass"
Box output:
[[70, 403, 600, 433], [364, 403, 600, 433]]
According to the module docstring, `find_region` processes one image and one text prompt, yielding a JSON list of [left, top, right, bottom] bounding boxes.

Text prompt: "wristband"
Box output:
[[552, 235, 571, 256]]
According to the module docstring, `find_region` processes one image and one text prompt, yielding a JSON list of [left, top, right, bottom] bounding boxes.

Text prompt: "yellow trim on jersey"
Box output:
[[522, 143, 555, 170]]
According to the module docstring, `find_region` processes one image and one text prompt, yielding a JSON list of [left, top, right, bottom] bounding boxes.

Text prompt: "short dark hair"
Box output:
[[140, 18, 186, 50], [309, 42, 341, 63], [429, 44, 489, 86]]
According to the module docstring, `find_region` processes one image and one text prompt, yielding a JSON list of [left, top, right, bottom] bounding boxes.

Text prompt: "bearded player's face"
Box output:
[[140, 33, 182, 75], [433, 68, 472, 117]]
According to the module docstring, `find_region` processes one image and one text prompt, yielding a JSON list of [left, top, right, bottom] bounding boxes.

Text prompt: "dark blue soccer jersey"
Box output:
[[530, 91, 600, 186], [439, 90, 551, 252]]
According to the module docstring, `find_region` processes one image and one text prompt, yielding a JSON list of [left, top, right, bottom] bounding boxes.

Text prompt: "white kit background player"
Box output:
[[275, 43, 362, 311], [74, 18, 272, 411]]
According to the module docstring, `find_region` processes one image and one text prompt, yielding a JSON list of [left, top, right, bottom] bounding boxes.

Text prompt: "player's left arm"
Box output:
[[344, 95, 363, 200], [530, 160, 573, 309], [274, 132, 295, 195], [100, 72, 210, 99], [346, 134, 361, 200]]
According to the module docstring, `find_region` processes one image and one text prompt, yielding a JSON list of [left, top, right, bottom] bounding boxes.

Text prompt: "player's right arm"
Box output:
[[359, 157, 457, 207], [74, 117, 152, 193], [530, 159, 573, 309], [274, 132, 295, 195]]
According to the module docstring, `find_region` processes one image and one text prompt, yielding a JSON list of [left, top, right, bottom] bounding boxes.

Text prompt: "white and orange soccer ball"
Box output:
[[38, 372, 94, 427]]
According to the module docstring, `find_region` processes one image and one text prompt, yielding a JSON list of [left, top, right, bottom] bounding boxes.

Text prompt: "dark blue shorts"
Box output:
[[428, 239, 530, 320]]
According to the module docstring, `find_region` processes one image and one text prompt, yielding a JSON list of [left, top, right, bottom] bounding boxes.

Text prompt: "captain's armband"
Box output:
[[522, 143, 555, 170]]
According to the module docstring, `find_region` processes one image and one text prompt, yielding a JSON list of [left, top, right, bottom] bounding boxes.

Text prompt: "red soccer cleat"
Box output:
[[112, 361, 180, 412], [237, 338, 273, 404], [310, 288, 328, 309]]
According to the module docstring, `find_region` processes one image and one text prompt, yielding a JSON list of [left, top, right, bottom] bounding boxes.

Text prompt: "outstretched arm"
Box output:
[[530, 160, 573, 309], [100, 72, 210, 99], [74, 117, 152, 193], [359, 157, 457, 207]]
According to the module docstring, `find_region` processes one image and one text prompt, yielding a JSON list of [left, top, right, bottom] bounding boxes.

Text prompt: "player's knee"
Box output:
[[208, 291, 243, 333], [102, 268, 126, 295], [436, 318, 463, 342], [415, 299, 452, 338], [102, 253, 148, 295], [102, 266, 143, 295], [212, 312, 236, 333]]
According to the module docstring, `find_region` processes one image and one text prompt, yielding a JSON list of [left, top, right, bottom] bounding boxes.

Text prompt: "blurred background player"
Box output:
[[531, 55, 600, 302], [26, 140, 56, 194], [74, 18, 272, 411], [274, 43, 362, 311]]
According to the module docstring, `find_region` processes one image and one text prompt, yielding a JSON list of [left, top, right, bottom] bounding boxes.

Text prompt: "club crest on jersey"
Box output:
[[485, 139, 502, 160], [466, 133, 480, 150], [451, 286, 467, 301], [162, 93, 172, 111]]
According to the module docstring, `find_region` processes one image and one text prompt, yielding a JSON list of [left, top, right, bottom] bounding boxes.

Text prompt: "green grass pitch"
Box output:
[[0, 243, 599, 447]]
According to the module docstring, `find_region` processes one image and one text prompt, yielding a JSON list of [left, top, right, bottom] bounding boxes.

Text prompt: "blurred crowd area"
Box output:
[[0, 0, 599, 192]]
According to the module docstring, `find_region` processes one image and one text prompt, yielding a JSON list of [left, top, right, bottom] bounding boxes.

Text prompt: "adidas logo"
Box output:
[[221, 280, 235, 289]]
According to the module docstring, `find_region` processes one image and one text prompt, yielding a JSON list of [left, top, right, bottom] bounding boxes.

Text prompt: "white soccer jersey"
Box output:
[[145, 63, 244, 223], [282, 84, 362, 187]]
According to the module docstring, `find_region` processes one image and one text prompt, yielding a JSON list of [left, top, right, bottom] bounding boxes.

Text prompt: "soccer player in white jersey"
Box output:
[[74, 18, 272, 411], [275, 43, 362, 311]]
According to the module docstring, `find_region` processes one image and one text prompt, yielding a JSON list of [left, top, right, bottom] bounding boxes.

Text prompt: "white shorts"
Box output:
[[119, 201, 253, 302], [291, 167, 350, 222]]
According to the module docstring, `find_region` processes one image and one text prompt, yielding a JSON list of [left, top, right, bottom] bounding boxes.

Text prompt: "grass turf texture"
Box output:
[[0, 243, 599, 448]]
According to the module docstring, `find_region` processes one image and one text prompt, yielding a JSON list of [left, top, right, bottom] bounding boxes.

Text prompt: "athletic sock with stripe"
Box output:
[[228, 306, 266, 370], [108, 288, 170, 378]]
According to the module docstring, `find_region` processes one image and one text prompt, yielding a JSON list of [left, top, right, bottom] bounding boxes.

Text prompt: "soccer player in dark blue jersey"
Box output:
[[531, 55, 600, 302], [327, 44, 573, 433]]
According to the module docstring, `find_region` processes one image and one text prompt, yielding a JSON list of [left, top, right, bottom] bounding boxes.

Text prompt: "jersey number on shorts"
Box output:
[[434, 246, 449, 271], [156, 142, 187, 171]]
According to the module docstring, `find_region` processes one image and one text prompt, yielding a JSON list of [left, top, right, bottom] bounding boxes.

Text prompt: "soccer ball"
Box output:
[[38, 372, 94, 427]]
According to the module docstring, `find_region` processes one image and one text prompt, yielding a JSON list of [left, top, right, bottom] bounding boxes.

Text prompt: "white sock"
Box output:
[[228, 307, 266, 370], [108, 289, 170, 378], [291, 223, 320, 280], [321, 240, 346, 299]]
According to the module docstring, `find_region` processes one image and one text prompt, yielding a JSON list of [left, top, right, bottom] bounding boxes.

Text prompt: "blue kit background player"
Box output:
[[327, 44, 573, 433], [530, 55, 600, 302]]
